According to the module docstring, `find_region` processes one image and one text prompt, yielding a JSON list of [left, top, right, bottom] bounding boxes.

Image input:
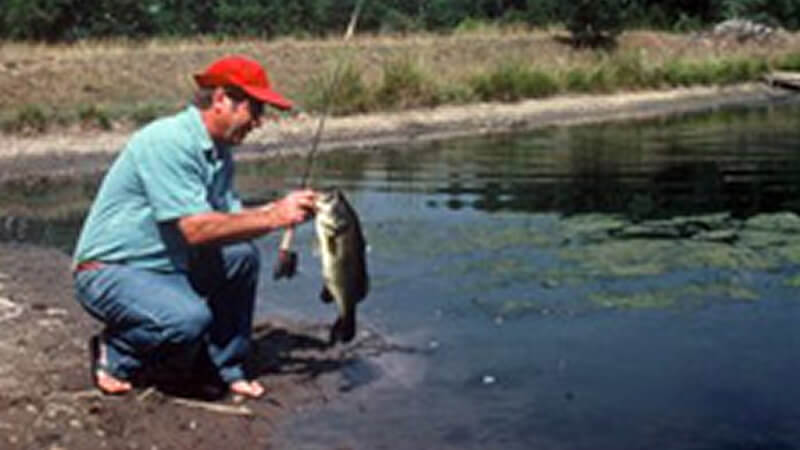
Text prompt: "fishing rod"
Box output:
[[273, 0, 365, 280]]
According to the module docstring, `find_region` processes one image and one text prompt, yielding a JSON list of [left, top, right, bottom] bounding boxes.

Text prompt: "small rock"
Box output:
[[69, 419, 82, 429], [37, 318, 64, 329], [188, 421, 197, 431], [541, 279, 560, 289], [45, 308, 69, 317]]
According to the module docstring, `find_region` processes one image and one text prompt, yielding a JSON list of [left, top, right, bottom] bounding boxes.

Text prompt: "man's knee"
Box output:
[[167, 303, 212, 344], [225, 241, 261, 277]]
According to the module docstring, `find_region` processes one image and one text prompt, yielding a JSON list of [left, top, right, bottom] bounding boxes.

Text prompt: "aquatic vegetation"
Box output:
[[743, 212, 800, 233], [589, 282, 759, 311], [560, 213, 628, 244], [590, 290, 675, 309], [560, 239, 674, 277], [783, 274, 800, 288], [366, 215, 556, 262], [471, 297, 547, 320], [557, 212, 800, 280]]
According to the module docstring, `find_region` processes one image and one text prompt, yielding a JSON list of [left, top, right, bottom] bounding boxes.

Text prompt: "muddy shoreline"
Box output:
[[1, 83, 798, 449]]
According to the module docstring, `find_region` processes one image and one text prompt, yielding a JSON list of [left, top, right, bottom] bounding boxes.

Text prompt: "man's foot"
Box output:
[[89, 334, 133, 395], [96, 369, 133, 395], [229, 379, 266, 398]]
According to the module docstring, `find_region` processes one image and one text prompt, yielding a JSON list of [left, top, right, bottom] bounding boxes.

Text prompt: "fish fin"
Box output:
[[320, 286, 334, 304]]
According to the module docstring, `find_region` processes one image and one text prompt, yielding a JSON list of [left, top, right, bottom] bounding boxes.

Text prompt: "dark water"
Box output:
[[3, 101, 800, 449]]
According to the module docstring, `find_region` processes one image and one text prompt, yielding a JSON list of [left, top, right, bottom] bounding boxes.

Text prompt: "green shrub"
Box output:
[[374, 57, 436, 109], [78, 104, 113, 130], [610, 51, 657, 88], [305, 61, 373, 115], [658, 57, 768, 87], [130, 103, 170, 126], [564, 68, 594, 92], [471, 63, 560, 101], [586, 65, 617, 93], [3, 105, 49, 134], [776, 52, 800, 71]]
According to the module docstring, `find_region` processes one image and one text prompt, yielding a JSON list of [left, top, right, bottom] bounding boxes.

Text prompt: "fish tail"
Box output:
[[329, 311, 356, 345]]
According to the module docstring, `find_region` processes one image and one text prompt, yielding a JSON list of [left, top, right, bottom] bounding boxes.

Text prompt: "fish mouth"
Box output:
[[314, 188, 340, 207]]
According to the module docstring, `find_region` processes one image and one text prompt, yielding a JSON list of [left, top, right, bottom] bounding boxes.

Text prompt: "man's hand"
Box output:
[[262, 189, 316, 228], [178, 189, 317, 246]]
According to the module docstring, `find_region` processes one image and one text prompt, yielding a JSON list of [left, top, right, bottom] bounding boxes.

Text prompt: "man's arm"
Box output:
[[177, 189, 316, 246]]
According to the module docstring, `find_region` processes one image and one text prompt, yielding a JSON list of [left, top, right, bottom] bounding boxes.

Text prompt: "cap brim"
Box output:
[[193, 73, 294, 111], [242, 85, 293, 111]]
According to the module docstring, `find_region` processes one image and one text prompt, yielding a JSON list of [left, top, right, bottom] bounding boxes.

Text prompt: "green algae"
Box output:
[[783, 274, 800, 288], [589, 282, 759, 311], [557, 212, 800, 280], [471, 281, 760, 321], [471, 297, 548, 320], [366, 215, 556, 261]]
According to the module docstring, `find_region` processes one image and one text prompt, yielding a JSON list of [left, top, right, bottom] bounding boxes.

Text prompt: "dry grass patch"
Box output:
[[2, 29, 800, 134]]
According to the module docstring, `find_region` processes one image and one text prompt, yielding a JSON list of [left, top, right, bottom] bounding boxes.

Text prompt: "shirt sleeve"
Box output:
[[131, 133, 212, 222]]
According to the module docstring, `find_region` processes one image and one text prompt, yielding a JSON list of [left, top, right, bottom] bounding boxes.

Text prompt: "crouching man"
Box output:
[[72, 55, 315, 398]]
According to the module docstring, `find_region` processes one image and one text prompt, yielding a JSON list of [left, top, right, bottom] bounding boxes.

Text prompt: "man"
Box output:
[[72, 55, 315, 398]]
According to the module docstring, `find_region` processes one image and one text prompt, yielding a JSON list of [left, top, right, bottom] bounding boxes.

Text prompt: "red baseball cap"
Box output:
[[194, 55, 293, 110]]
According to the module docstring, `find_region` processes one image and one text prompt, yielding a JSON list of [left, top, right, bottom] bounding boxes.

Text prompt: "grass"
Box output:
[[2, 28, 800, 135]]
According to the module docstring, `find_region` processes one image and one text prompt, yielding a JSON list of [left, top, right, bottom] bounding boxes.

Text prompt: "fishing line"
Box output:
[[300, 0, 365, 188], [274, 0, 365, 279]]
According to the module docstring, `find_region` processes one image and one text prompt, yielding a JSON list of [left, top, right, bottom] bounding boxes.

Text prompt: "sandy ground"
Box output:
[[0, 82, 797, 450]]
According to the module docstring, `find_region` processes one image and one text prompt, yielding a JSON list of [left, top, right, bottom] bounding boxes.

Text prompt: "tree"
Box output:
[[563, 0, 633, 47]]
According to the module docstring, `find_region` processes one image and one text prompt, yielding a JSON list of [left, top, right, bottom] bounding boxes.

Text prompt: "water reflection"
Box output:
[[4, 101, 800, 249]]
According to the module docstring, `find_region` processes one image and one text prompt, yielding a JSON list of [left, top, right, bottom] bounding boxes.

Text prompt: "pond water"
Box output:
[[3, 100, 800, 449]]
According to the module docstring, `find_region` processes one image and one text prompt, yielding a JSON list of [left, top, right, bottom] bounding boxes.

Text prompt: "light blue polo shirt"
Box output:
[[73, 105, 243, 272]]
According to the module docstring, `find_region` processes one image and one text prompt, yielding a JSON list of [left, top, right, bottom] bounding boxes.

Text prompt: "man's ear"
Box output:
[[212, 87, 230, 112]]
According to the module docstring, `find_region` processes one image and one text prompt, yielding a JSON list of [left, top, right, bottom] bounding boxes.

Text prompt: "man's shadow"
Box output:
[[152, 321, 354, 401]]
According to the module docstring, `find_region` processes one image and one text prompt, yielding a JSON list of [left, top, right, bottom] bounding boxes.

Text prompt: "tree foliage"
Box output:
[[563, 0, 633, 47], [2, 0, 800, 42]]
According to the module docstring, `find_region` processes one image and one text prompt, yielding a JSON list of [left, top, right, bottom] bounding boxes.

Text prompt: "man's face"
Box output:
[[219, 93, 264, 146]]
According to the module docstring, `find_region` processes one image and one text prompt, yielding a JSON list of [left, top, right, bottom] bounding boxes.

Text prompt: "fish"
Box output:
[[314, 189, 369, 345]]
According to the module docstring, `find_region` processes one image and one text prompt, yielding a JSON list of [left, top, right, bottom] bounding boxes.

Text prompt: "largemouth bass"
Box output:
[[315, 189, 369, 345]]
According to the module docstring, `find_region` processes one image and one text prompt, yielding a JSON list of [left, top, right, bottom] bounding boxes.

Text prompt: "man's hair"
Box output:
[[192, 85, 250, 110]]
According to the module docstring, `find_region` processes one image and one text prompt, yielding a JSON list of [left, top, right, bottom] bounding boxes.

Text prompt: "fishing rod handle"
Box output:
[[279, 227, 295, 251]]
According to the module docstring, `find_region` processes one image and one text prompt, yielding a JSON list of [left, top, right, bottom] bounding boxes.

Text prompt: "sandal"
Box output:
[[89, 334, 132, 395]]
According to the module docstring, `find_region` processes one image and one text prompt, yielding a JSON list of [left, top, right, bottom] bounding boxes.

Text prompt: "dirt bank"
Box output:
[[0, 242, 395, 450], [0, 83, 797, 449], [1, 82, 795, 182]]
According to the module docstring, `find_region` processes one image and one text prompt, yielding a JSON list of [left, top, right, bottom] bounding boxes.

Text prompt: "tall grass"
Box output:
[[470, 63, 560, 101], [373, 57, 440, 109], [775, 52, 800, 71], [1, 30, 798, 135]]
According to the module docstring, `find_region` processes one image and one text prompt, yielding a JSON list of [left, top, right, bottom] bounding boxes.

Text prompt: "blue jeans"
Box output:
[[73, 242, 260, 384]]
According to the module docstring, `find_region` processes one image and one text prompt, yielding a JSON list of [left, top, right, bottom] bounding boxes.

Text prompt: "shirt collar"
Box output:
[[185, 105, 221, 161]]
